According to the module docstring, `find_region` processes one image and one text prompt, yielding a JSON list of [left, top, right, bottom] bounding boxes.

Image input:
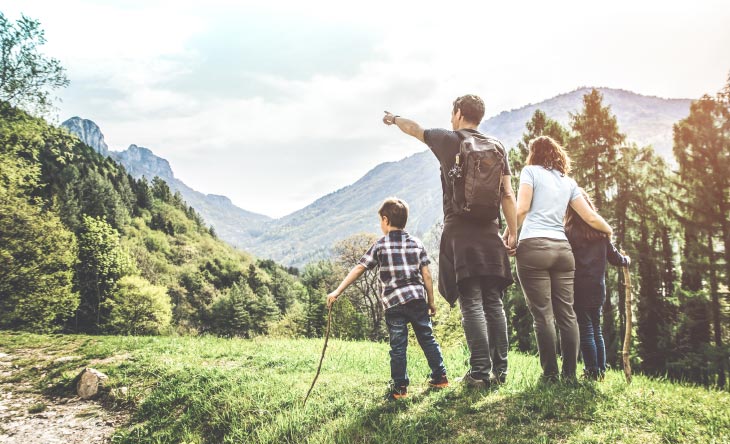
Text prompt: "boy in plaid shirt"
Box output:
[[327, 197, 448, 400]]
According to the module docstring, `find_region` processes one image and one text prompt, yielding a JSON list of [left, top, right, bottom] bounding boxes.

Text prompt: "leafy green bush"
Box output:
[[0, 198, 78, 331], [104, 275, 172, 335]]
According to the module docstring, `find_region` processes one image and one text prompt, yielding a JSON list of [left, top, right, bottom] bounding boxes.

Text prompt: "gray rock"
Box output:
[[53, 356, 81, 364], [76, 368, 108, 400], [60, 117, 109, 156]]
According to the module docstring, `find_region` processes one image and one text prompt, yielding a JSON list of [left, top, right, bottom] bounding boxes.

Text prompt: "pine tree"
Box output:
[[75, 215, 135, 332], [251, 286, 280, 335], [512, 109, 570, 182], [673, 76, 730, 388], [569, 89, 626, 210], [613, 144, 677, 371]]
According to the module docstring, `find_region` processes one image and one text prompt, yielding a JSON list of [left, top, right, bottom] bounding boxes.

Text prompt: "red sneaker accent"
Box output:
[[428, 375, 450, 388]]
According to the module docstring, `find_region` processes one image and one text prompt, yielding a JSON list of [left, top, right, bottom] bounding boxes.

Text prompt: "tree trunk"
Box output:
[[681, 225, 703, 291], [661, 228, 675, 300], [594, 158, 603, 210], [708, 232, 726, 388], [615, 175, 628, 367], [719, 198, 729, 388]]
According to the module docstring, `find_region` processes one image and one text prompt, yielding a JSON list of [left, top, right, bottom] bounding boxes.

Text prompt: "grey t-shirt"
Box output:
[[423, 128, 514, 304], [518, 165, 581, 241]]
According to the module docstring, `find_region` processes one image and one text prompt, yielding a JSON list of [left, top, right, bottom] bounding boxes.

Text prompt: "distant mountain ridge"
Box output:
[[61, 118, 272, 247], [480, 87, 691, 158], [245, 151, 442, 264], [62, 87, 692, 267]]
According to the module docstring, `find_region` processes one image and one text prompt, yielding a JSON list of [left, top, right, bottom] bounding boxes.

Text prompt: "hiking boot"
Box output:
[[457, 371, 489, 389], [428, 374, 450, 389], [384, 383, 408, 401]]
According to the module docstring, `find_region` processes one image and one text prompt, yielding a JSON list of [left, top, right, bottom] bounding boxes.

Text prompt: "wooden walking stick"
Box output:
[[622, 262, 633, 384], [303, 304, 333, 406]]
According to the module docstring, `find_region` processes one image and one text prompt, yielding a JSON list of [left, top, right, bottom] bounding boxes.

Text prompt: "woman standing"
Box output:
[[508, 136, 613, 382]]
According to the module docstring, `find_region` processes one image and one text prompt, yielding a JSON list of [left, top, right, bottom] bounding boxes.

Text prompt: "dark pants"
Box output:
[[385, 299, 446, 387], [457, 276, 509, 380], [575, 306, 606, 374], [516, 237, 579, 378]]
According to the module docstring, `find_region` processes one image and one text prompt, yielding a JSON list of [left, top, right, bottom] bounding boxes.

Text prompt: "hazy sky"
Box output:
[[4, 0, 729, 217]]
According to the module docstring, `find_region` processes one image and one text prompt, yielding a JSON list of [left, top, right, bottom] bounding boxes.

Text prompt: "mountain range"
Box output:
[[61, 118, 272, 246], [62, 87, 692, 267]]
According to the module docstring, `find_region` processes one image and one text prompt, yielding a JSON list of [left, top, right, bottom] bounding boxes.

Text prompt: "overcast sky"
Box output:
[[3, 0, 729, 217]]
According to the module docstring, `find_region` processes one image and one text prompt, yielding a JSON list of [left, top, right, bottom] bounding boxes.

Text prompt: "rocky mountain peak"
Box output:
[[113, 144, 174, 180], [60, 117, 109, 156]]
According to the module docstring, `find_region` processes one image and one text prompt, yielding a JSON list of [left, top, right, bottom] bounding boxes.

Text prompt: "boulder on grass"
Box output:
[[76, 367, 108, 399]]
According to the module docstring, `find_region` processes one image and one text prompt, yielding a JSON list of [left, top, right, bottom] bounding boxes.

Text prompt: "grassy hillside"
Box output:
[[1, 331, 727, 444], [1, 102, 305, 336]]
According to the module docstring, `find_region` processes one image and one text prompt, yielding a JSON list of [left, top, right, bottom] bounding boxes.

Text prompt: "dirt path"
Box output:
[[0, 352, 126, 444]]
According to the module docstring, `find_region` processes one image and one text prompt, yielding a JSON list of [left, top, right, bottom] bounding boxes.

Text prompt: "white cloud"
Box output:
[[3, 0, 729, 217]]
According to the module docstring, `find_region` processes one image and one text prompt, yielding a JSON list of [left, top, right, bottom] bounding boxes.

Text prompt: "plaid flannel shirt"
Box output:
[[358, 230, 431, 310]]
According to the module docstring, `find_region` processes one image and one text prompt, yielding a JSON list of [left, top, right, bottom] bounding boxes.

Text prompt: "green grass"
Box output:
[[27, 402, 47, 414], [1, 331, 728, 444]]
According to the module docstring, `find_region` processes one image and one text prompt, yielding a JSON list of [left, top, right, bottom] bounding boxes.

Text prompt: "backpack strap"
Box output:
[[454, 130, 465, 167], [455, 129, 475, 166]]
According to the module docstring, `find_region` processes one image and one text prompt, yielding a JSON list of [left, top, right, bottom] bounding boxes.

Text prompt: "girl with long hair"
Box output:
[[565, 189, 630, 380]]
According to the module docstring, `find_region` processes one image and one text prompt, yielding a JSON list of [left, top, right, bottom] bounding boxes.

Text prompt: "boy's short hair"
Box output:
[[453, 94, 485, 125], [379, 197, 409, 229]]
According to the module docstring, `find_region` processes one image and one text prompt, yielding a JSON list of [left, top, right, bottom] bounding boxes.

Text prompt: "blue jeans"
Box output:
[[457, 277, 509, 380], [575, 306, 606, 373], [385, 299, 446, 387]]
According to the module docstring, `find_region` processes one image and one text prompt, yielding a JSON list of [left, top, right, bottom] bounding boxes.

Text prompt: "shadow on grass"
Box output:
[[330, 380, 607, 444]]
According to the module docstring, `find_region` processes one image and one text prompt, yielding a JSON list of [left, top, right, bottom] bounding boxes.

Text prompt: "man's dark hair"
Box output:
[[379, 197, 409, 228], [453, 94, 485, 124]]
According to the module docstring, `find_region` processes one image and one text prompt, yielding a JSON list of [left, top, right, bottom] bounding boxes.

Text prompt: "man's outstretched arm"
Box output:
[[383, 111, 425, 143]]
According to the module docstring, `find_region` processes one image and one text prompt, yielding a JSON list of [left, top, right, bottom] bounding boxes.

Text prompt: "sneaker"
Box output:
[[428, 374, 450, 389], [457, 371, 489, 389], [384, 383, 408, 401]]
